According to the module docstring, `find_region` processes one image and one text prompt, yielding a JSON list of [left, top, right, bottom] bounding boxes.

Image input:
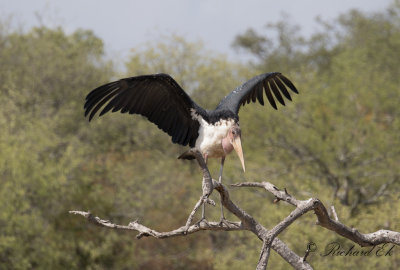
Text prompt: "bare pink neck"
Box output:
[[221, 136, 234, 156]]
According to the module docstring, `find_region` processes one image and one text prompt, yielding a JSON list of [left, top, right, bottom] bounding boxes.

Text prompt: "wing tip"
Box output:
[[84, 107, 94, 121], [277, 73, 299, 94], [88, 111, 96, 121]]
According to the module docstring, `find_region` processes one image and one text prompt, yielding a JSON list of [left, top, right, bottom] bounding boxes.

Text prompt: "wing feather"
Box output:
[[84, 86, 119, 115], [277, 74, 298, 94], [216, 72, 298, 114], [269, 79, 285, 106], [84, 73, 203, 147], [88, 88, 124, 120], [264, 81, 277, 110], [274, 77, 292, 100], [255, 82, 264, 105]]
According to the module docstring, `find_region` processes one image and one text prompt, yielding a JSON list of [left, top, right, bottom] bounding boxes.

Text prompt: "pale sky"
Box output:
[[0, 0, 393, 61]]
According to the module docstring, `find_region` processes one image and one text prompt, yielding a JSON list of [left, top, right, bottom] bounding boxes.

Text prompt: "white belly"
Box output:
[[195, 118, 235, 158]]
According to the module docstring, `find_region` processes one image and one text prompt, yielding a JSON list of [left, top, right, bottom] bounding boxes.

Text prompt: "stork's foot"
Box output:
[[196, 217, 210, 227], [218, 217, 235, 227], [183, 217, 209, 234]]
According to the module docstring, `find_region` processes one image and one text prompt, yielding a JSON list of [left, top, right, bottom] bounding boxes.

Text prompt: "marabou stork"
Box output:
[[84, 72, 298, 221]]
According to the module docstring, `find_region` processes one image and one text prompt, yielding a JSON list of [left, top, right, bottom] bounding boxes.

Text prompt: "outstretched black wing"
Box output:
[[215, 72, 298, 114], [84, 73, 204, 147]]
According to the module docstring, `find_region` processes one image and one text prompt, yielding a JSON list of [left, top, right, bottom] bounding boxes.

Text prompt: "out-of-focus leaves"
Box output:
[[233, 3, 400, 269], [1, 2, 400, 269]]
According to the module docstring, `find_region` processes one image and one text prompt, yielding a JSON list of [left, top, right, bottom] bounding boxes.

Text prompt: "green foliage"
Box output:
[[1, 2, 400, 269], [232, 2, 400, 269]]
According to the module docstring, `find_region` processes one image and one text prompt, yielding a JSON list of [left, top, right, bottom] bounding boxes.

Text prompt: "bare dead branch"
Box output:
[[70, 162, 399, 270], [256, 196, 320, 269], [69, 210, 244, 238], [330, 205, 339, 222], [231, 181, 301, 206], [257, 240, 270, 270], [70, 150, 313, 270], [188, 150, 312, 270], [232, 181, 400, 247], [69, 183, 311, 270]]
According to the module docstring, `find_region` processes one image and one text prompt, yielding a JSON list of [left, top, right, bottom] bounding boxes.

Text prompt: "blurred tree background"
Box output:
[[0, 1, 399, 269]]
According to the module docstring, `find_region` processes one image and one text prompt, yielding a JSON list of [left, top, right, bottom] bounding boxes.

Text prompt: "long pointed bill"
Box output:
[[232, 137, 245, 172]]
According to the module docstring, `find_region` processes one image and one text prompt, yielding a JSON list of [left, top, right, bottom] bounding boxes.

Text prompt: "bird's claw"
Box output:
[[196, 217, 210, 227], [218, 217, 233, 227]]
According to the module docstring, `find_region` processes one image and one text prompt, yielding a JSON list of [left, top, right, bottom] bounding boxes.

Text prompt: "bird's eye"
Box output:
[[232, 130, 236, 135]]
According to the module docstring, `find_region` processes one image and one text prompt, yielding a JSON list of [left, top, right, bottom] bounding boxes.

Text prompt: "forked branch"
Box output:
[[70, 150, 398, 270], [232, 181, 400, 247]]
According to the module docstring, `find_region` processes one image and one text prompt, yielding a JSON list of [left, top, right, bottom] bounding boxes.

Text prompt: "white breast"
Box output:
[[194, 117, 235, 158]]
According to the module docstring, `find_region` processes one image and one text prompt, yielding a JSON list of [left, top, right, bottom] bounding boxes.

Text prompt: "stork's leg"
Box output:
[[218, 156, 225, 183], [201, 200, 206, 219], [218, 157, 227, 223], [201, 153, 208, 221]]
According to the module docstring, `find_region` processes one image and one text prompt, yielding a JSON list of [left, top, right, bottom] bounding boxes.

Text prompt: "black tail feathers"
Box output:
[[178, 150, 196, 160]]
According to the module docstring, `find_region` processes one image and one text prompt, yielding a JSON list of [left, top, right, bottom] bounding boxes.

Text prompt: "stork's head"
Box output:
[[222, 123, 245, 172]]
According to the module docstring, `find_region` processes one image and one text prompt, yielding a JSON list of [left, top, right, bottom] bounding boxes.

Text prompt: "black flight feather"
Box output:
[[84, 73, 203, 147], [215, 72, 298, 114], [84, 72, 298, 148]]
